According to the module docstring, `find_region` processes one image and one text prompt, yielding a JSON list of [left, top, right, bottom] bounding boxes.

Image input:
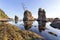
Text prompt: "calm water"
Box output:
[[9, 21, 60, 40]]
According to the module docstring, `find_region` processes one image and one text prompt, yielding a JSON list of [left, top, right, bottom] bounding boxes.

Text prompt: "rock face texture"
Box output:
[[0, 9, 9, 19], [38, 8, 46, 22], [23, 21, 33, 30], [23, 10, 34, 21], [50, 18, 60, 29], [0, 23, 44, 40]]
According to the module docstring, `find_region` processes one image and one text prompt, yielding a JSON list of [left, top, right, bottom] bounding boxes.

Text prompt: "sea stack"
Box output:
[[23, 10, 34, 21], [38, 8, 46, 21], [14, 15, 18, 23]]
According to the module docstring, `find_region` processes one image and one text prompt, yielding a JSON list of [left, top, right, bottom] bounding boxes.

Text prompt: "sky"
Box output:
[[0, 0, 60, 19]]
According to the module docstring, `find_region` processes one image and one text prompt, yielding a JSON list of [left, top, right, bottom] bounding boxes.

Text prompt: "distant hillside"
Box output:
[[0, 9, 9, 19]]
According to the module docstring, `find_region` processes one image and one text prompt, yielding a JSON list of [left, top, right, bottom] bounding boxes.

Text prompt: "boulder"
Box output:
[[23, 10, 34, 21], [50, 18, 60, 29]]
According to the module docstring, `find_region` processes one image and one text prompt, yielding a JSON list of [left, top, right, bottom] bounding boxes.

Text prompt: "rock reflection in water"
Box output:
[[23, 21, 33, 30], [38, 21, 46, 32]]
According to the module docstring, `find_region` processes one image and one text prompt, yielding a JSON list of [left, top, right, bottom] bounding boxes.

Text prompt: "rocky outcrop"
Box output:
[[38, 8, 46, 22], [0, 23, 44, 40], [0, 9, 9, 19], [23, 10, 34, 21], [50, 18, 60, 29]]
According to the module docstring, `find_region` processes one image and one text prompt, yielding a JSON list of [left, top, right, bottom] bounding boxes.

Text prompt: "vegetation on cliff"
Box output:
[[0, 9, 9, 19]]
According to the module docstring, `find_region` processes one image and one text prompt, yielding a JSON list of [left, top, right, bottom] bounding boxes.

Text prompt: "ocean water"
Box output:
[[9, 21, 60, 40]]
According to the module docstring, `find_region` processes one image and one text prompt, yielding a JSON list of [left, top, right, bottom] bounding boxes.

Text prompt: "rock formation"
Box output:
[[46, 18, 54, 22], [38, 8, 46, 22], [0, 23, 44, 40], [0, 9, 9, 19], [15, 15, 18, 23], [50, 18, 60, 29], [23, 10, 34, 21]]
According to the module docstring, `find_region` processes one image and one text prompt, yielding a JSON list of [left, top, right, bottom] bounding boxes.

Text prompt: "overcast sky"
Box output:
[[0, 0, 60, 19]]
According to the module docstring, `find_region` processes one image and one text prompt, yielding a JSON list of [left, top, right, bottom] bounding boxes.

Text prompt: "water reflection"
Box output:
[[23, 20, 46, 32], [38, 21, 46, 32], [9, 21, 60, 40], [23, 21, 33, 30]]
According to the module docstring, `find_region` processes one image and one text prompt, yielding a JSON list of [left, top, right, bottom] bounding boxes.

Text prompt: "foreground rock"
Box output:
[[0, 23, 44, 40], [50, 18, 60, 29], [23, 10, 34, 21]]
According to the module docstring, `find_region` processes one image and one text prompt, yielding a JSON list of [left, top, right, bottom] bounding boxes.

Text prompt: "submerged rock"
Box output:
[[0, 23, 44, 40], [50, 18, 60, 29], [23, 10, 34, 21], [48, 32, 57, 37]]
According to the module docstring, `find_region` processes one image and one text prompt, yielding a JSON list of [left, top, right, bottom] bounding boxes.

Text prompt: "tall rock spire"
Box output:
[[38, 8, 46, 21]]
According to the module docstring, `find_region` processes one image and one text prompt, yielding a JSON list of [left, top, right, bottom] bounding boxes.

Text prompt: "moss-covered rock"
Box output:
[[0, 23, 44, 40]]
